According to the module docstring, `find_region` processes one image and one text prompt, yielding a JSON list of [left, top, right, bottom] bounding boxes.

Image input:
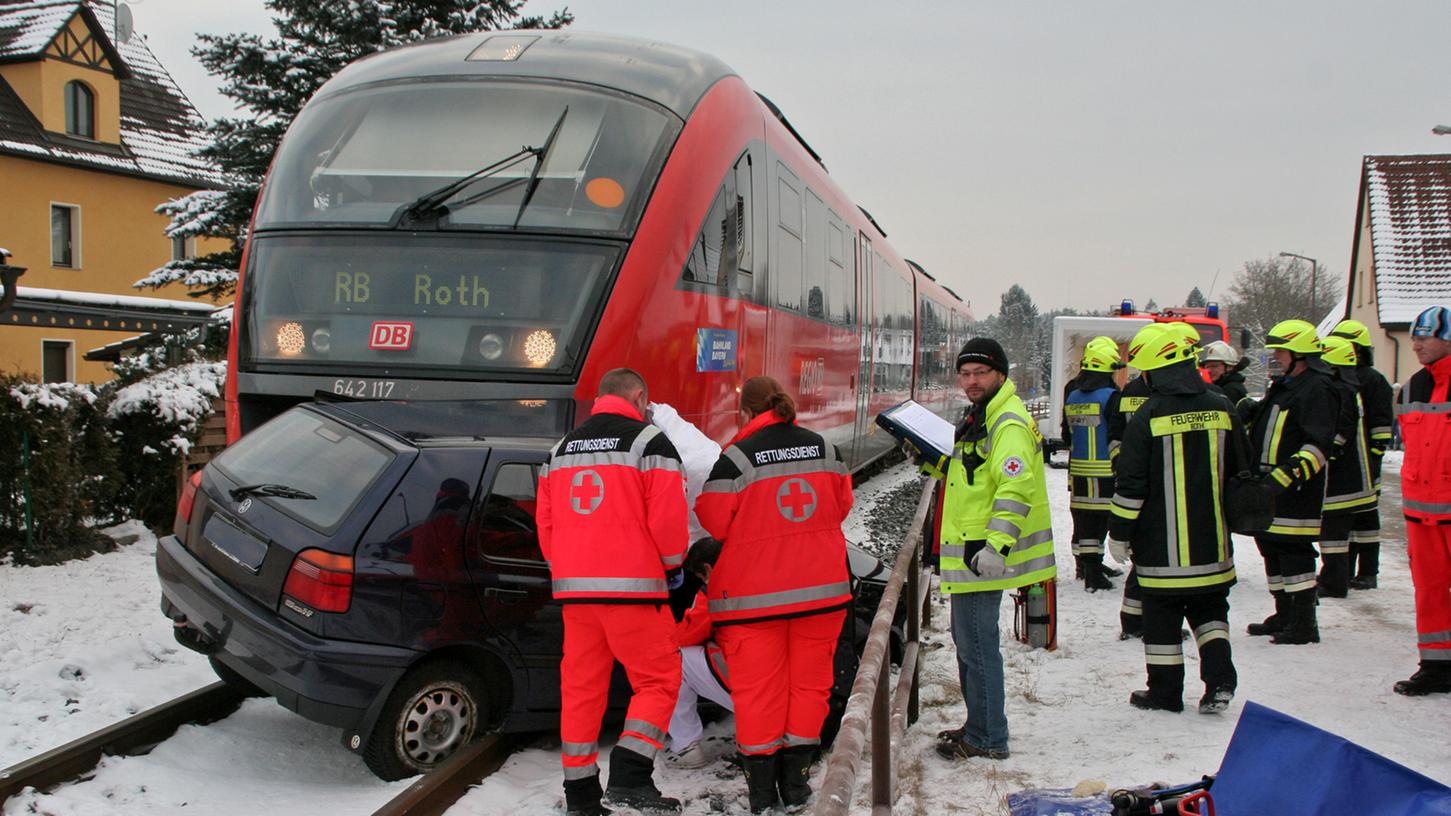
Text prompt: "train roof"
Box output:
[[321, 30, 739, 121]]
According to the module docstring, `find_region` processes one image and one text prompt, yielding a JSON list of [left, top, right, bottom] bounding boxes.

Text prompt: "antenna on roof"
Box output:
[[114, 2, 134, 44]]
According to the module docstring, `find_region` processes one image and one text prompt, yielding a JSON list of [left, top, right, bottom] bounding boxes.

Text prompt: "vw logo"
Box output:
[[237, 498, 253, 514]]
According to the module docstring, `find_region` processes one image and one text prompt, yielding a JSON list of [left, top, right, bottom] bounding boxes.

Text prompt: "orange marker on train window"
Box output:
[[585, 177, 625, 208]]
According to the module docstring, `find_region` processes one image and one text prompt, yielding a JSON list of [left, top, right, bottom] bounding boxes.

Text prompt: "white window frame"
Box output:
[[41, 338, 74, 383], [50, 201, 81, 269]]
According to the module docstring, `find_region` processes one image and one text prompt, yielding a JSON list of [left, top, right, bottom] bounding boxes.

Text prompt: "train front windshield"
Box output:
[[242, 79, 678, 380]]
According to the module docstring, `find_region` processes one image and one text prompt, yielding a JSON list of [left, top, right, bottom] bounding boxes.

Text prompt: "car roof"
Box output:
[[311, 399, 566, 448]]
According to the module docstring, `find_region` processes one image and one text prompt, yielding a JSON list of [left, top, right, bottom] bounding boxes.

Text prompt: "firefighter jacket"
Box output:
[[1121, 375, 1150, 419], [1248, 361, 1339, 538], [1062, 371, 1124, 513], [1357, 363, 1395, 484], [536, 395, 688, 602], [936, 378, 1057, 593], [675, 590, 730, 691], [1397, 353, 1451, 523], [1324, 368, 1376, 516], [1109, 363, 1242, 594], [697, 413, 853, 625]]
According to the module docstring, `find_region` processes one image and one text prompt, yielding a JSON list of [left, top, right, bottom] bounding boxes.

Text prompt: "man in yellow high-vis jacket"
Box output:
[[924, 338, 1056, 761]]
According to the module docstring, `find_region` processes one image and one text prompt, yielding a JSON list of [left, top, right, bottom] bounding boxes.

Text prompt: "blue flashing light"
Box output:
[[1206, 302, 1220, 319], [1120, 299, 1135, 316]]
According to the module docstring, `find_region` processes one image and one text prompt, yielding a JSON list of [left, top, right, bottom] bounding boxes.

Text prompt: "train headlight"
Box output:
[[522, 329, 556, 367], [276, 322, 306, 356], [311, 327, 332, 354], [478, 332, 506, 361]]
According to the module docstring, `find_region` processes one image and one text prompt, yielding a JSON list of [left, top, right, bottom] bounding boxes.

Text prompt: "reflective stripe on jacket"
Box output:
[[1398, 354, 1451, 522], [536, 395, 688, 602], [1323, 373, 1376, 515], [937, 378, 1057, 593], [697, 413, 853, 624], [1248, 364, 1338, 537], [1109, 368, 1241, 594], [1064, 372, 1123, 511]]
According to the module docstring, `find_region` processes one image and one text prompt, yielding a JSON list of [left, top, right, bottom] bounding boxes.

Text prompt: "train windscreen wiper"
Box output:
[[229, 483, 318, 501], [392, 146, 538, 226], [512, 107, 568, 229]]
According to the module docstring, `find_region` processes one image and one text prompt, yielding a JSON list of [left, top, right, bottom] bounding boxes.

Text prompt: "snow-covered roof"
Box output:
[[1365, 154, 1451, 325], [16, 285, 217, 313], [0, 0, 219, 188]]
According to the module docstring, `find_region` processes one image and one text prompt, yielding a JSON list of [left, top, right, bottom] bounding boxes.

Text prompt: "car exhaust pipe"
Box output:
[[172, 616, 219, 655]]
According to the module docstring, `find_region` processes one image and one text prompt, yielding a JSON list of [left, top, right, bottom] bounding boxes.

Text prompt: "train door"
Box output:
[[735, 147, 767, 389], [851, 232, 875, 465]]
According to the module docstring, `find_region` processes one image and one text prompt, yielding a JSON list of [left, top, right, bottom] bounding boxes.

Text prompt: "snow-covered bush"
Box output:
[[0, 377, 116, 564]]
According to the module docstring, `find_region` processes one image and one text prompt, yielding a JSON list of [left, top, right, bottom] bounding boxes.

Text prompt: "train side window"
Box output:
[[683, 186, 732, 287], [775, 164, 803, 312], [804, 188, 827, 320], [827, 211, 850, 325], [734, 152, 754, 275], [475, 462, 543, 563]]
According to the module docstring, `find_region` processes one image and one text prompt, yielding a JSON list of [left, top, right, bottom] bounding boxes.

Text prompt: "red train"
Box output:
[[227, 31, 971, 467]]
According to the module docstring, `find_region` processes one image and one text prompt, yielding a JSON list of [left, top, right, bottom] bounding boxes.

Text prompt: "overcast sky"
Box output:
[[123, 0, 1451, 317]]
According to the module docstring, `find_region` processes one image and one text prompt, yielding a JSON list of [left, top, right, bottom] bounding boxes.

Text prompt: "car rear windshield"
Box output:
[[211, 409, 395, 531]]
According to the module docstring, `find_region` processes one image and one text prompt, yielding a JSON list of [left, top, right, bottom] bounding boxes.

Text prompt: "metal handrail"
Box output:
[[815, 478, 936, 815]]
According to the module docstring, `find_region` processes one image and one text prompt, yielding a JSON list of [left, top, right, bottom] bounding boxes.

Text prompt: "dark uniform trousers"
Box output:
[[1254, 534, 1320, 596], [1120, 568, 1143, 636], [1349, 507, 1381, 578], [1142, 591, 1236, 703]]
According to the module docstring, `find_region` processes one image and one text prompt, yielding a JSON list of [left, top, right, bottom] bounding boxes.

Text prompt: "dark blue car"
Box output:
[[157, 400, 897, 779]]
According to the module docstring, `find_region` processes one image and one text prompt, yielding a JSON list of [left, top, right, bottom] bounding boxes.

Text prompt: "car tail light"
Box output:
[[283, 549, 354, 613], [174, 470, 203, 538]]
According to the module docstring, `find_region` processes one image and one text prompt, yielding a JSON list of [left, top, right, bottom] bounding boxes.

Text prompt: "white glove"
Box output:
[[1107, 538, 1130, 565], [970, 546, 1007, 578]]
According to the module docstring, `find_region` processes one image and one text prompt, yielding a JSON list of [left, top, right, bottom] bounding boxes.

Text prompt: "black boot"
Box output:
[[565, 773, 612, 816], [1350, 543, 1380, 590], [1394, 663, 1451, 696], [740, 753, 781, 814], [1317, 553, 1349, 598], [1247, 591, 1289, 637], [778, 745, 815, 813], [1074, 554, 1085, 581], [1271, 591, 1320, 645], [1084, 556, 1115, 592], [1128, 689, 1183, 713], [604, 747, 680, 814]]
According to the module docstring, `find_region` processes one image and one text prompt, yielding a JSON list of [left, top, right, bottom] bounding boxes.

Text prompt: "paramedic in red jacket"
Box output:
[[696, 376, 853, 814], [536, 368, 688, 815], [1394, 306, 1451, 696]]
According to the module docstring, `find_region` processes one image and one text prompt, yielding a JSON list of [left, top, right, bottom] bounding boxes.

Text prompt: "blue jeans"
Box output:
[[949, 590, 1009, 752]]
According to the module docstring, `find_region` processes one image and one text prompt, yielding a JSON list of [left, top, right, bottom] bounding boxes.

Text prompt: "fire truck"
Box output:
[[1111, 298, 1230, 345]]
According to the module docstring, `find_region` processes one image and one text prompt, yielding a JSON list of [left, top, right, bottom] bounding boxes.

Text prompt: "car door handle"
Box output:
[[483, 587, 528, 604]]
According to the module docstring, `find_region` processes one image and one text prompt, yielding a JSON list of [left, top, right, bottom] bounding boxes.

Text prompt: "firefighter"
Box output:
[[1117, 343, 1153, 639], [1061, 336, 1126, 591], [1329, 319, 1396, 590], [536, 368, 688, 816], [1106, 323, 1242, 714], [1316, 336, 1378, 598], [1245, 319, 1339, 646], [1393, 306, 1451, 695], [923, 338, 1056, 762], [696, 376, 852, 813], [1199, 340, 1253, 416]]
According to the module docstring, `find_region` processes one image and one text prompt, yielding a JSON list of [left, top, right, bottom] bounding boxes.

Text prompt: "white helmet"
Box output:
[[1199, 340, 1241, 366]]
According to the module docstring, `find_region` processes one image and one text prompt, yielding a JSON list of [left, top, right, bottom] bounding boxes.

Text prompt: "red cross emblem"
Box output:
[[570, 469, 604, 514], [1002, 456, 1024, 477], [776, 478, 818, 522]]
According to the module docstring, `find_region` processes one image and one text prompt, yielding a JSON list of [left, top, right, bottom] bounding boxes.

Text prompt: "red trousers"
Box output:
[[560, 604, 680, 779], [715, 610, 845, 756], [1408, 521, 1451, 664]]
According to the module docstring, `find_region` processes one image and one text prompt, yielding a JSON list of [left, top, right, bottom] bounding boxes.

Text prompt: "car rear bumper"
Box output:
[[156, 534, 417, 731]]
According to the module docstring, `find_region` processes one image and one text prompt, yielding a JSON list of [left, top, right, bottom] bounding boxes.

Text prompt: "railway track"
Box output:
[[0, 682, 521, 816]]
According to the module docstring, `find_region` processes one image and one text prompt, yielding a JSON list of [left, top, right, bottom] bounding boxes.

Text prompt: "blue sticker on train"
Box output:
[[696, 328, 737, 372]]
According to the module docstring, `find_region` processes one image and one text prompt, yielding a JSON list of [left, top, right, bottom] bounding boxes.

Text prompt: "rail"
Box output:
[[0, 681, 246, 807], [815, 478, 936, 815], [369, 732, 520, 816]]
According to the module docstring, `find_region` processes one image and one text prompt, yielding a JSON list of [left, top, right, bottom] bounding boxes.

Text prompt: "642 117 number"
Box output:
[[333, 379, 396, 398]]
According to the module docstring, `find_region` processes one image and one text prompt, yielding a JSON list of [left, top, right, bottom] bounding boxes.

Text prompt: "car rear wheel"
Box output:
[[363, 660, 488, 781]]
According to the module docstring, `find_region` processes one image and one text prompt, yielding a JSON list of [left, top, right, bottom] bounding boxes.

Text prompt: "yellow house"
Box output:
[[0, 0, 223, 384], [1342, 154, 1451, 385]]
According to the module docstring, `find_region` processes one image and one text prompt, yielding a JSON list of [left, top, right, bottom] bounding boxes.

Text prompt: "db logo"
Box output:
[[369, 321, 414, 350]]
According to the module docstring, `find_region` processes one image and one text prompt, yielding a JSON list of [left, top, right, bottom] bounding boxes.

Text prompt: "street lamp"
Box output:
[[1279, 251, 1319, 316]]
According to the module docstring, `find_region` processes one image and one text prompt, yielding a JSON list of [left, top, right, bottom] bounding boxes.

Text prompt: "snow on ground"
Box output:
[[2, 462, 1448, 815]]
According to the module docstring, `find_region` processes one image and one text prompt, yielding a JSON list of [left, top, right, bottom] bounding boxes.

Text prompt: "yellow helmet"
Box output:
[[1330, 319, 1372, 348], [1265, 319, 1321, 355], [1127, 323, 1193, 371], [1081, 336, 1123, 372], [1166, 321, 1202, 351], [1320, 335, 1357, 367]]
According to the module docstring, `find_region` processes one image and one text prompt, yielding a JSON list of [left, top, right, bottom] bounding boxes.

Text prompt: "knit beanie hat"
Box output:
[[956, 338, 1009, 376]]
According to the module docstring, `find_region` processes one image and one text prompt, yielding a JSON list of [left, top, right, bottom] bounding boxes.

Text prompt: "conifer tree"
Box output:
[[137, 1, 572, 299]]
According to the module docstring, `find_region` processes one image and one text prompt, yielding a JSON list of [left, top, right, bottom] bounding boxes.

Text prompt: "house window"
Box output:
[[64, 81, 94, 138], [171, 235, 195, 261], [42, 340, 72, 383], [51, 204, 79, 267]]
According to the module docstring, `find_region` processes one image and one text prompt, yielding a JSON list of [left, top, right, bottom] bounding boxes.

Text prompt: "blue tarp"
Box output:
[[1006, 789, 1114, 815], [1213, 701, 1451, 814]]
